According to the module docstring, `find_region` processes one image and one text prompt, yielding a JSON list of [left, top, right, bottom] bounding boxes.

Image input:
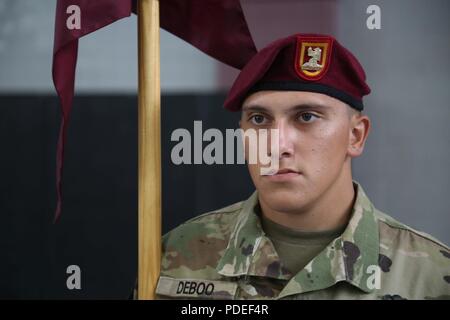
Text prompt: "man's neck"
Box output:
[[259, 175, 356, 232]]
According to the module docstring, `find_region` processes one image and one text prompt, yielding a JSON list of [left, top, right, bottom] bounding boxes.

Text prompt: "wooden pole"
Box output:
[[137, 0, 161, 300]]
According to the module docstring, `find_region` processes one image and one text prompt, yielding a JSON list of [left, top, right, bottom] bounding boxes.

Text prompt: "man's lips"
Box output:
[[262, 168, 302, 181], [275, 168, 299, 175]]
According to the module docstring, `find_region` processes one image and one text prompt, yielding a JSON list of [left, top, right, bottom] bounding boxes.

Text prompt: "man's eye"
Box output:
[[250, 114, 267, 125], [299, 112, 318, 123]]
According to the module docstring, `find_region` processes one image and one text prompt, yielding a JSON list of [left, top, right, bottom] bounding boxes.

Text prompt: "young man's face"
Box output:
[[240, 90, 369, 214]]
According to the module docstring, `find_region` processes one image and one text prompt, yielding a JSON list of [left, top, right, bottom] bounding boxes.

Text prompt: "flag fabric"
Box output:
[[52, 0, 133, 222], [159, 0, 257, 69], [52, 0, 256, 221]]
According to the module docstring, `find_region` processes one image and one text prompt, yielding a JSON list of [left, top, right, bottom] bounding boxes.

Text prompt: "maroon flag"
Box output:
[[52, 0, 133, 222], [159, 0, 257, 69], [52, 0, 256, 221]]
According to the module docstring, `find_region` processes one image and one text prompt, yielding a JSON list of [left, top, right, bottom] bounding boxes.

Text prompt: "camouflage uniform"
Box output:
[[156, 182, 450, 299]]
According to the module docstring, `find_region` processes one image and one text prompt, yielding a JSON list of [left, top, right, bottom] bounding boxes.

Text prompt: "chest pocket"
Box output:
[[156, 276, 238, 299]]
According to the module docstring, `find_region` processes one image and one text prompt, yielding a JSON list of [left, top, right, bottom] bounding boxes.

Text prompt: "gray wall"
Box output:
[[0, 0, 448, 245], [337, 0, 450, 244]]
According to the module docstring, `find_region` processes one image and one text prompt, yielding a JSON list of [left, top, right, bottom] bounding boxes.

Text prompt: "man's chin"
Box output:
[[258, 189, 310, 213]]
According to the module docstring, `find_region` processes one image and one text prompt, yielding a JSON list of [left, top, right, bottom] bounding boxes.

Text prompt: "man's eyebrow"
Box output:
[[242, 103, 330, 113], [242, 105, 270, 113], [289, 103, 330, 112]]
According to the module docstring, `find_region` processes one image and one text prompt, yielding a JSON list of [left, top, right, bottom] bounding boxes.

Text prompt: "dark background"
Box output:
[[0, 94, 254, 299]]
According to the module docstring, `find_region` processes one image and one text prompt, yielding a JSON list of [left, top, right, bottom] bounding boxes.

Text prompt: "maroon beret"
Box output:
[[224, 34, 371, 111]]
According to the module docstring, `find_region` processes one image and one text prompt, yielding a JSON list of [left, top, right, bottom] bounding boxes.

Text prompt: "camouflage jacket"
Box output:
[[156, 182, 450, 300]]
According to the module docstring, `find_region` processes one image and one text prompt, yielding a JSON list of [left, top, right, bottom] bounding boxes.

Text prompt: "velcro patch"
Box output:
[[156, 276, 238, 299]]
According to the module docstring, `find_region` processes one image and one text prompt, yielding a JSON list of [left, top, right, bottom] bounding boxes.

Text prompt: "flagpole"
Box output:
[[137, 0, 161, 300]]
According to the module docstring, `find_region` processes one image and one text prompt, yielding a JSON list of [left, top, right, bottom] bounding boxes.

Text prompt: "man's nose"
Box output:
[[273, 120, 294, 159]]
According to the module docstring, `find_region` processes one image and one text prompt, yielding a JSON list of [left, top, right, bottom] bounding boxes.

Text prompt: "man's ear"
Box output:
[[347, 112, 371, 158]]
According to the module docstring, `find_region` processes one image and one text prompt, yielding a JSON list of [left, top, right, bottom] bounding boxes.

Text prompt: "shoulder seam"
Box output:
[[378, 220, 449, 251]]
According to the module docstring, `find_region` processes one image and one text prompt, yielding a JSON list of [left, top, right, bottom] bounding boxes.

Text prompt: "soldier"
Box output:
[[155, 34, 450, 299]]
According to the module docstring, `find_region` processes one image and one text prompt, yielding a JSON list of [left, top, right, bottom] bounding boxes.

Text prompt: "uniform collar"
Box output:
[[216, 181, 380, 297]]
